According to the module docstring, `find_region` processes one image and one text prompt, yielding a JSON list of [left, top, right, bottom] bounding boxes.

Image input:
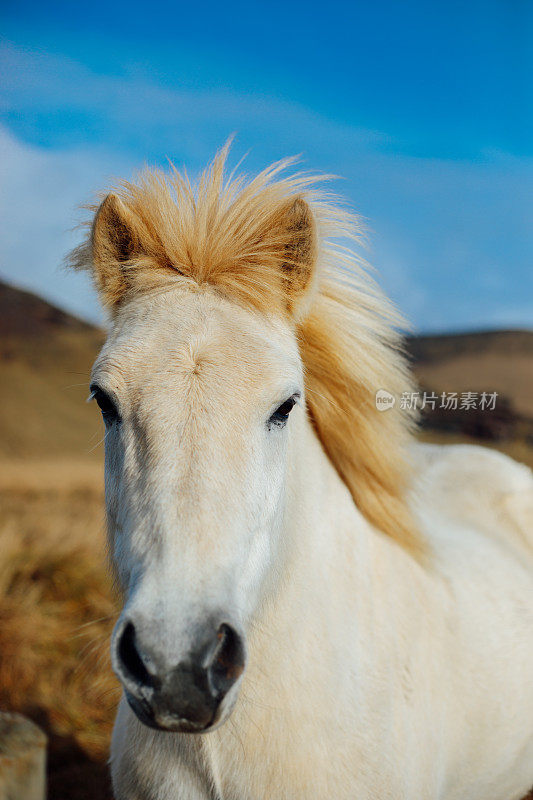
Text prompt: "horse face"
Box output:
[[91, 286, 303, 733]]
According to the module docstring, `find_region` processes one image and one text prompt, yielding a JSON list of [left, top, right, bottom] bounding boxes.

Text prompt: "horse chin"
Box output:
[[125, 690, 236, 735]]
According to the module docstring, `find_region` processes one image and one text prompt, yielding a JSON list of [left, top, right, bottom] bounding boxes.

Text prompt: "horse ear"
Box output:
[[91, 193, 138, 307], [278, 197, 318, 313]]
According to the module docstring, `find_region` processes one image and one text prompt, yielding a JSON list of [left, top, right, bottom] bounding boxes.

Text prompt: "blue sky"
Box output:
[[1, 0, 531, 331]]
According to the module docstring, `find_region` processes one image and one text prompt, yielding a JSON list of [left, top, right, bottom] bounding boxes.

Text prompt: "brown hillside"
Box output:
[[0, 281, 105, 458], [408, 330, 533, 417]]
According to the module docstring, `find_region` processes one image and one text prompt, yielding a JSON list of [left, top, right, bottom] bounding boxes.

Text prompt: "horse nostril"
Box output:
[[209, 623, 246, 697], [117, 621, 157, 690]]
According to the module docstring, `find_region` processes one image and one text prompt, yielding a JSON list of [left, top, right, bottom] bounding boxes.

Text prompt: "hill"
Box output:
[[407, 330, 533, 464], [0, 281, 104, 458], [408, 329, 533, 417]]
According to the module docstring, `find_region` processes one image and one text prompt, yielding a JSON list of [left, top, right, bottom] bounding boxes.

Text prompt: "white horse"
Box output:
[[71, 147, 533, 799]]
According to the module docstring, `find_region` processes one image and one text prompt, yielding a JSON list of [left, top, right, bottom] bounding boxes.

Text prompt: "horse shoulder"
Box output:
[[413, 442, 533, 559]]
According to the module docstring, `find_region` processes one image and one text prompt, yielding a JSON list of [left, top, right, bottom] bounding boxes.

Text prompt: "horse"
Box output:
[[69, 145, 533, 799]]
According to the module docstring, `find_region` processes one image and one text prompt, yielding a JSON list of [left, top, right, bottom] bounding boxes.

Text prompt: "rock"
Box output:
[[0, 713, 47, 800]]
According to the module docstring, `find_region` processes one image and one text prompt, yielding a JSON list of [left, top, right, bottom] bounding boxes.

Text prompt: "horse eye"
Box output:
[[90, 385, 120, 424], [268, 395, 299, 429]]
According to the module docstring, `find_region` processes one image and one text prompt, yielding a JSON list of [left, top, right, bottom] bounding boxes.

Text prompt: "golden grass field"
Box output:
[[1, 282, 532, 799], [0, 457, 117, 799]]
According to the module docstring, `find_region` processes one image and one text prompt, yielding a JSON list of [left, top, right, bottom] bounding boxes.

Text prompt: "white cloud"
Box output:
[[0, 124, 133, 322]]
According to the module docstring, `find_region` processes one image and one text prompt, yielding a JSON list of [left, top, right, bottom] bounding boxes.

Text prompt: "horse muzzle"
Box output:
[[111, 615, 246, 733]]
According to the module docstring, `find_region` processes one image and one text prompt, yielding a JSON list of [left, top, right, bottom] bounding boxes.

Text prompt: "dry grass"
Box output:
[[0, 458, 118, 799]]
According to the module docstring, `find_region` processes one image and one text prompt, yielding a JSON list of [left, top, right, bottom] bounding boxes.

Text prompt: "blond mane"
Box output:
[[70, 144, 422, 555]]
